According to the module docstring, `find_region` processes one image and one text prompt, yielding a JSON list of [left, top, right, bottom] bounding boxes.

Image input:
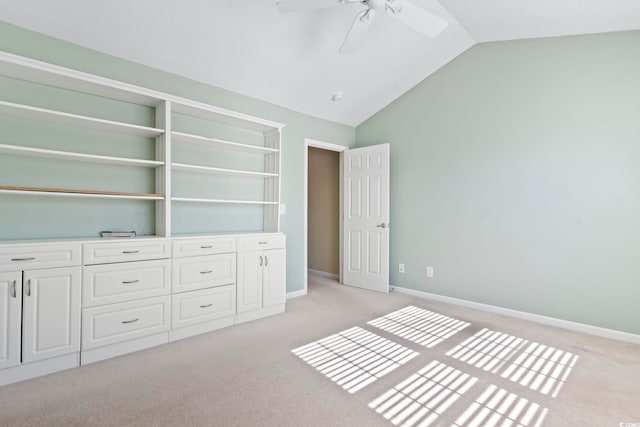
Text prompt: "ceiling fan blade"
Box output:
[[276, 0, 340, 13], [388, 0, 448, 38], [340, 9, 377, 54]]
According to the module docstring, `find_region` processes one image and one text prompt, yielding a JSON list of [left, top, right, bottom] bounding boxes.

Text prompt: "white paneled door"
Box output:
[[343, 144, 390, 293]]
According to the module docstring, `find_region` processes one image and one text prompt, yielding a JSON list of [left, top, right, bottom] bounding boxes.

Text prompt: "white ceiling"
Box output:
[[0, 0, 638, 126]]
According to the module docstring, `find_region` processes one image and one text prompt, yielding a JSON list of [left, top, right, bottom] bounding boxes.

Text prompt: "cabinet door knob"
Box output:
[[265, 256, 268, 267], [259, 255, 263, 267], [11, 280, 17, 298], [25, 279, 31, 297]]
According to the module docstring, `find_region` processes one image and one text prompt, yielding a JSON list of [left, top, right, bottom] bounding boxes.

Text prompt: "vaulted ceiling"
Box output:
[[1, 0, 639, 126]]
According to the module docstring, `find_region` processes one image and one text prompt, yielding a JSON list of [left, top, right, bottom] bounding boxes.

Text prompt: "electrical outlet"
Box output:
[[426, 266, 434, 278], [399, 263, 405, 273]]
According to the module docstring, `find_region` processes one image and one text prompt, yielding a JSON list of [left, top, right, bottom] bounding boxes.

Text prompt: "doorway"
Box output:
[[303, 139, 348, 295], [308, 146, 340, 278]]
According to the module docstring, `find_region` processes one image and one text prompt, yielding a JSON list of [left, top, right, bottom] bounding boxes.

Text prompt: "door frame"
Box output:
[[303, 138, 349, 295]]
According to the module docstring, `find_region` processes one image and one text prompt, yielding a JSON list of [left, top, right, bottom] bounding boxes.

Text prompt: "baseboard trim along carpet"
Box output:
[[286, 289, 307, 299], [391, 285, 640, 345]]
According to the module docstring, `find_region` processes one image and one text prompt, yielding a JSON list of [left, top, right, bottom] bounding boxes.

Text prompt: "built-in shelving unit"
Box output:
[[0, 50, 284, 239]]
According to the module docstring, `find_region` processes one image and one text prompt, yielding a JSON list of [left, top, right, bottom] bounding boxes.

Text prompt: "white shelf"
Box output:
[[172, 197, 278, 205], [0, 144, 164, 168], [172, 163, 278, 178], [0, 186, 164, 200], [172, 102, 283, 133], [0, 101, 164, 137], [172, 131, 278, 154]]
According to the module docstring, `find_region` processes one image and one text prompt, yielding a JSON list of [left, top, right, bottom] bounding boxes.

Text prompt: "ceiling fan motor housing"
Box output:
[[363, 0, 387, 10]]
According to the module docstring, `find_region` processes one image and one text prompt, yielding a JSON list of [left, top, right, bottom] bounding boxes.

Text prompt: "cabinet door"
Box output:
[[0, 272, 21, 370], [236, 251, 262, 313], [22, 267, 81, 363], [263, 249, 286, 308]]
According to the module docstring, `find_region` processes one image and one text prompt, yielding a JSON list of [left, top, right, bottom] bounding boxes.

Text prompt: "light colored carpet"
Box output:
[[1, 273, 638, 427]]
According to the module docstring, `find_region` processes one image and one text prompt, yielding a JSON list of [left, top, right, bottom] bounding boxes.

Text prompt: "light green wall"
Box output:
[[0, 21, 356, 293], [357, 30, 640, 335]]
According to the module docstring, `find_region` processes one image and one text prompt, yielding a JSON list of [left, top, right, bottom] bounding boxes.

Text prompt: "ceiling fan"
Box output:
[[276, 0, 449, 53]]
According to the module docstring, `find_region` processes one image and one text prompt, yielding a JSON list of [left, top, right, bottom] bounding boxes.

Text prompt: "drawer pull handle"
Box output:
[[26, 279, 31, 297], [258, 241, 268, 245], [200, 245, 213, 249], [122, 250, 140, 254], [122, 280, 140, 284], [11, 257, 35, 261], [200, 304, 213, 308], [122, 318, 139, 324], [11, 280, 17, 298], [200, 270, 213, 274]]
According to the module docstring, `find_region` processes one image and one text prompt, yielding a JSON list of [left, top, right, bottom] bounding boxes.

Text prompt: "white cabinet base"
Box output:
[[81, 332, 169, 365], [169, 316, 234, 342], [0, 352, 79, 387], [235, 303, 285, 325]]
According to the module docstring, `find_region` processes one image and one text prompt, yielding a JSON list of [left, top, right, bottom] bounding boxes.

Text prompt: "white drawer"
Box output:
[[83, 259, 171, 308], [0, 243, 81, 272], [172, 253, 236, 293], [83, 240, 171, 265], [81, 296, 170, 350], [172, 285, 236, 329], [173, 237, 236, 258], [237, 234, 285, 252]]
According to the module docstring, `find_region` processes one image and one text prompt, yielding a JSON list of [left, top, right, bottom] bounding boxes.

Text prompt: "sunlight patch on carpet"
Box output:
[[369, 360, 477, 427], [292, 326, 419, 393], [367, 306, 470, 348], [453, 384, 548, 427]]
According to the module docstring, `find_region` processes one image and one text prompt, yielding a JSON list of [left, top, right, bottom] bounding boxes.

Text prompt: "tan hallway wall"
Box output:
[[308, 147, 339, 275]]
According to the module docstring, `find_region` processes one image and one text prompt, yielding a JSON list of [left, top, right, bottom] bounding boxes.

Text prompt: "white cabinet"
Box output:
[[172, 253, 236, 294], [0, 272, 21, 370], [80, 241, 172, 364], [0, 232, 285, 384], [83, 259, 171, 307], [22, 267, 81, 363], [82, 296, 170, 350], [1, 264, 81, 386], [262, 249, 286, 308], [172, 285, 235, 330], [169, 236, 238, 341], [237, 251, 263, 313], [237, 248, 286, 315]]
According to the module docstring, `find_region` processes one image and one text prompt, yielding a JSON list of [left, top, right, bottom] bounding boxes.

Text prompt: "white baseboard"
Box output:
[[308, 269, 339, 280], [286, 289, 307, 299], [392, 285, 640, 345]]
